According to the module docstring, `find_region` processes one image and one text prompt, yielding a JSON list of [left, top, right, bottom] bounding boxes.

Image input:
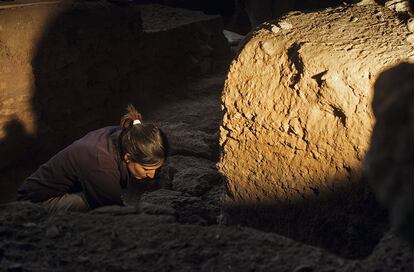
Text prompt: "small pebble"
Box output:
[[45, 226, 60, 239], [271, 25, 280, 33], [407, 18, 414, 33], [22, 222, 37, 228], [293, 264, 314, 272], [406, 34, 414, 45], [279, 21, 293, 30], [91, 205, 137, 215], [77, 254, 89, 263], [8, 263, 23, 272]]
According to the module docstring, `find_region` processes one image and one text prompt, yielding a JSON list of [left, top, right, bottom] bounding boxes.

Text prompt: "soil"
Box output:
[[1, 72, 414, 271]]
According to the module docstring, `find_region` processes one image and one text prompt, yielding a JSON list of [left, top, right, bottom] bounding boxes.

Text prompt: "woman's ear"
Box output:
[[124, 153, 130, 163]]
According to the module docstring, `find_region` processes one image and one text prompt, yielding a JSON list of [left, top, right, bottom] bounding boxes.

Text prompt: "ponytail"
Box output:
[[120, 104, 143, 129]]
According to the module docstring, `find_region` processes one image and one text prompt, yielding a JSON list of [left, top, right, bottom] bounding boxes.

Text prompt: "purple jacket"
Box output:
[[17, 126, 129, 209]]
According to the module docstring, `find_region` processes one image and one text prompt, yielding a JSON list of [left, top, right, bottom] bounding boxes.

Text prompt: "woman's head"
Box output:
[[119, 105, 169, 179]]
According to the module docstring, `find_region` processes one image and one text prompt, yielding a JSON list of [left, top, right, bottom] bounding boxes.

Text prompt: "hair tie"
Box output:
[[133, 119, 141, 125]]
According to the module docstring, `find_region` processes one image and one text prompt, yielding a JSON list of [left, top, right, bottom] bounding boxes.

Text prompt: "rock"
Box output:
[[7, 263, 23, 272], [223, 30, 245, 46], [293, 264, 314, 272], [45, 225, 60, 239], [90, 205, 138, 215], [358, 0, 377, 5], [22, 222, 37, 228], [407, 18, 414, 33], [407, 33, 414, 45], [140, 189, 215, 224], [354, 231, 414, 270], [172, 168, 221, 196], [156, 155, 222, 194], [110, 231, 125, 249], [77, 254, 89, 263], [364, 62, 414, 246], [384, 0, 411, 14], [163, 123, 215, 159], [121, 178, 164, 205], [138, 201, 176, 216], [219, 3, 414, 206], [166, 155, 217, 175]]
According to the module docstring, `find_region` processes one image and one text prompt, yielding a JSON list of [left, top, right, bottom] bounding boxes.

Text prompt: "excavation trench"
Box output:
[[0, 1, 411, 266]]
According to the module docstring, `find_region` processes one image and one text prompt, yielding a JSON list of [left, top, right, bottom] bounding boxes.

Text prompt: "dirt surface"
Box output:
[[1, 73, 414, 271]]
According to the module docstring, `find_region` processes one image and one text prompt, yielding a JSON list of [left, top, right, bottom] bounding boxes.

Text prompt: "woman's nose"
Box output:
[[146, 170, 156, 178]]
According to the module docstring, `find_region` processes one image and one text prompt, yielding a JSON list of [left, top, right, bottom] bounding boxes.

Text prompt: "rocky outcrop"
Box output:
[[0, 1, 230, 170], [219, 4, 414, 205], [365, 62, 414, 246]]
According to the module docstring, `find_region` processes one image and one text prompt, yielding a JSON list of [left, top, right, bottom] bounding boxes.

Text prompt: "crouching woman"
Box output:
[[17, 105, 169, 212]]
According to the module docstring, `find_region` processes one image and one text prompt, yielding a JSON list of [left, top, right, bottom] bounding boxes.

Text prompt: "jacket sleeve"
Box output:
[[71, 129, 126, 209]]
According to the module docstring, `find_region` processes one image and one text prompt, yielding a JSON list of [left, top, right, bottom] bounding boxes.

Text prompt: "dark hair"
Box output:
[[118, 104, 169, 165]]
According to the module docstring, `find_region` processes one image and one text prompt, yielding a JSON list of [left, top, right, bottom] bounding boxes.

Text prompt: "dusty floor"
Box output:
[[1, 73, 414, 271]]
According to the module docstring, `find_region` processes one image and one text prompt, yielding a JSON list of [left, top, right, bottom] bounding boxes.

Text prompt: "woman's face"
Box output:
[[124, 154, 162, 180]]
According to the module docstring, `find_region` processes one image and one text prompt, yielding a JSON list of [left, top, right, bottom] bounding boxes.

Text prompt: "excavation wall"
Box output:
[[219, 4, 414, 205], [0, 1, 229, 169]]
